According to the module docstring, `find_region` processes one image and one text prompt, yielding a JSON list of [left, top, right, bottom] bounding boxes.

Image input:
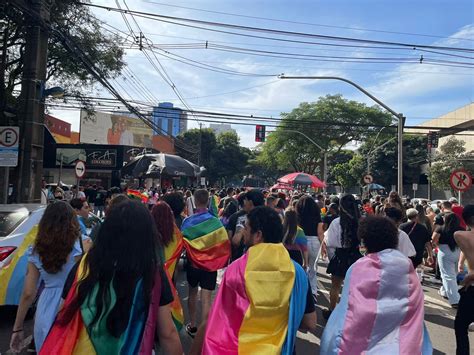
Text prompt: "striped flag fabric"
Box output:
[[321, 248, 433, 354], [202, 243, 308, 354], [126, 189, 148, 203], [181, 210, 230, 272]]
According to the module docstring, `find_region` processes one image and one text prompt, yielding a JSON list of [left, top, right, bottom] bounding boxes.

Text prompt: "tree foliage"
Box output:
[[258, 95, 393, 177], [428, 137, 474, 192], [2, 1, 125, 114], [176, 129, 250, 185]]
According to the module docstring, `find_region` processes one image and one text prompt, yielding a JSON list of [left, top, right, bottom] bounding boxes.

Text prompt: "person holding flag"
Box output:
[[151, 202, 185, 331], [181, 189, 231, 338], [191, 206, 316, 355]]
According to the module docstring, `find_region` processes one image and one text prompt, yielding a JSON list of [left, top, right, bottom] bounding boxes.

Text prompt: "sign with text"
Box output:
[[56, 147, 117, 169], [0, 126, 19, 167]]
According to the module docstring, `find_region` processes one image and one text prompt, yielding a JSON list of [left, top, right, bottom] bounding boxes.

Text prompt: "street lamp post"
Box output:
[[280, 129, 328, 193], [279, 75, 405, 196]]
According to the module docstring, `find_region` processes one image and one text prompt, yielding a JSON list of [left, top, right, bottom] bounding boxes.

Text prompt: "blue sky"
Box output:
[[51, 0, 474, 147]]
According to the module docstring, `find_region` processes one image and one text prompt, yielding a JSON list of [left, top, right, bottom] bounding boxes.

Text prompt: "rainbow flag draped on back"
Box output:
[[321, 249, 433, 355], [181, 210, 230, 271], [203, 243, 308, 354], [208, 195, 219, 217], [163, 225, 184, 330], [284, 226, 308, 254], [127, 189, 148, 203], [0, 225, 38, 306], [40, 256, 161, 354]]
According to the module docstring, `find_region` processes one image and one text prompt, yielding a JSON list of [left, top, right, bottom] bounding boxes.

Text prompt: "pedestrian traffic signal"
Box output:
[[255, 125, 266, 142]]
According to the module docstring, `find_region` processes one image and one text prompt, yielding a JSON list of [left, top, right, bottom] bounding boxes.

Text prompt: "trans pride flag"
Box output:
[[40, 256, 162, 354], [181, 211, 230, 271], [202, 243, 308, 355], [164, 225, 184, 330], [321, 249, 433, 355], [0, 225, 38, 305]]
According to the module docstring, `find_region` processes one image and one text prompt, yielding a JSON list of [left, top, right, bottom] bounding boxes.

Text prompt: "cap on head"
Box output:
[[448, 197, 458, 204]]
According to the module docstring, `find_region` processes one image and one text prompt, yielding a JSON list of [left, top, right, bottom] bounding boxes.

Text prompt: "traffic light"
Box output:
[[427, 131, 439, 148], [255, 125, 266, 142]]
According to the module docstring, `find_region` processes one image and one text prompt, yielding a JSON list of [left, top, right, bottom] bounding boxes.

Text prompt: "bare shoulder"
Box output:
[[454, 230, 474, 245]]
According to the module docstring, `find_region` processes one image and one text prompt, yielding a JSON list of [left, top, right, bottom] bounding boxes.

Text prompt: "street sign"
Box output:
[[450, 169, 472, 192], [363, 174, 373, 184], [75, 160, 86, 179], [0, 126, 19, 167], [412, 183, 418, 191]]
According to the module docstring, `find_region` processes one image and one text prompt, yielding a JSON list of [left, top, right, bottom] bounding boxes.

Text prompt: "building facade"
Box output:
[[209, 123, 236, 136], [152, 102, 188, 137]]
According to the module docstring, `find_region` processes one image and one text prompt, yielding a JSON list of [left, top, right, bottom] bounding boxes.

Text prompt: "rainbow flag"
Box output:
[[127, 189, 148, 203], [0, 225, 38, 306], [164, 226, 184, 330], [202, 243, 308, 354], [40, 256, 161, 354], [181, 211, 230, 271], [321, 249, 433, 354], [208, 195, 219, 217]]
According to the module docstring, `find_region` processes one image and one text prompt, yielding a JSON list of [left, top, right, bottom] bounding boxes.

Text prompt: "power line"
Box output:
[[81, 3, 474, 53], [141, 1, 474, 43]]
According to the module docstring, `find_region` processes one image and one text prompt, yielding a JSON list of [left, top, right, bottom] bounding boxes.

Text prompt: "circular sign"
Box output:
[[450, 169, 472, 192], [363, 174, 373, 184], [75, 160, 86, 179], [0, 127, 19, 147]]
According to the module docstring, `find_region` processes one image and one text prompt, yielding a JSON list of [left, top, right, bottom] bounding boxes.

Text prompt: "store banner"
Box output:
[[80, 110, 154, 148], [56, 147, 117, 169]]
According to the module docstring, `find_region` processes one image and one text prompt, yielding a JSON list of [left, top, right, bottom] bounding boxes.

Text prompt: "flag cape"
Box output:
[[163, 225, 184, 330], [181, 211, 230, 271], [285, 226, 308, 253], [0, 225, 38, 305], [203, 243, 308, 355], [127, 189, 148, 203], [40, 256, 161, 354], [208, 195, 219, 217], [320, 249, 433, 355]]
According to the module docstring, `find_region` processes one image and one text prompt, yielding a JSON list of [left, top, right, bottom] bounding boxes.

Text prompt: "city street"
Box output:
[[0, 258, 469, 354]]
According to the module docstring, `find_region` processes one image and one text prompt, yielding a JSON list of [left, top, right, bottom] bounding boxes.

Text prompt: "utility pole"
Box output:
[[0, 13, 9, 203], [12, 0, 53, 203], [198, 122, 202, 166]]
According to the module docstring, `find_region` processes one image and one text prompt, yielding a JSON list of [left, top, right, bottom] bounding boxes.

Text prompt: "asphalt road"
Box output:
[[0, 259, 471, 354]]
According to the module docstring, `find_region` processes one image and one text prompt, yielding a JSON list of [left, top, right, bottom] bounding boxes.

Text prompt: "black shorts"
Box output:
[[186, 265, 217, 291]]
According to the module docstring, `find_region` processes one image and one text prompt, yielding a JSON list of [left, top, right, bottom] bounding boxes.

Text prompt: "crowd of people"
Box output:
[[9, 185, 474, 354]]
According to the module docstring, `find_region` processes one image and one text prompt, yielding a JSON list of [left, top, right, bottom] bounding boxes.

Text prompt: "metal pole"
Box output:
[[398, 115, 404, 197], [428, 149, 432, 200], [323, 152, 327, 193], [2, 167, 8, 204], [459, 190, 462, 205], [198, 123, 202, 166], [279, 75, 404, 196]]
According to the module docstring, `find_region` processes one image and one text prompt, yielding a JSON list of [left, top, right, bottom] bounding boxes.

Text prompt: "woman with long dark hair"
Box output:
[[323, 194, 362, 319], [432, 212, 463, 307], [296, 196, 324, 297], [40, 200, 182, 354], [283, 210, 308, 267], [10, 201, 82, 352]]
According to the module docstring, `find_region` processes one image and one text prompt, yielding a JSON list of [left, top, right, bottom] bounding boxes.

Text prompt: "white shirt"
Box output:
[[186, 196, 195, 217], [325, 217, 416, 258], [397, 229, 416, 257]]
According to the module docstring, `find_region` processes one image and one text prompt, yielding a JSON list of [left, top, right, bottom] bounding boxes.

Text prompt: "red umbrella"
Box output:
[[278, 172, 326, 188], [270, 182, 294, 190]]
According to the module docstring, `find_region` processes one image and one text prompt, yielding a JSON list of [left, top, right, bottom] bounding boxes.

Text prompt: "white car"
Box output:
[[0, 204, 100, 306]]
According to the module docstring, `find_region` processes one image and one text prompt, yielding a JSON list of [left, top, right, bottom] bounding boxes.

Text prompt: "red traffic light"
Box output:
[[255, 125, 266, 142]]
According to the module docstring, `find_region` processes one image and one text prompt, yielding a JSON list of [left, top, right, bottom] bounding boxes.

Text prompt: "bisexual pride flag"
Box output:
[[321, 249, 433, 355], [181, 211, 230, 271], [202, 243, 308, 355]]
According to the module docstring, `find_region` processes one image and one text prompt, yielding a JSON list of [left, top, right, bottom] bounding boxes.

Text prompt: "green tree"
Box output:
[[176, 128, 216, 168], [211, 131, 249, 184], [258, 95, 393, 178], [2, 1, 125, 116], [429, 137, 474, 191]]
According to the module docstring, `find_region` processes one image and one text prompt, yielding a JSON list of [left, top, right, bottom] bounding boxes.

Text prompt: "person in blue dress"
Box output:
[[10, 201, 83, 353]]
